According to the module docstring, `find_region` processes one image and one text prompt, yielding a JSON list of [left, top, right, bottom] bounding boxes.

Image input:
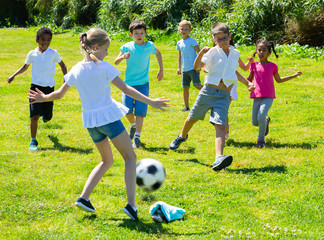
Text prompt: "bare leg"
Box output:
[[134, 116, 144, 134], [215, 124, 226, 158], [180, 117, 198, 138], [183, 87, 189, 108], [30, 115, 40, 138], [111, 130, 137, 207], [80, 138, 114, 200], [126, 113, 135, 124], [194, 84, 203, 90]]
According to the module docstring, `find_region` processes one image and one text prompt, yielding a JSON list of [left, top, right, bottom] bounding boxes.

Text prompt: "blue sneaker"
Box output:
[[123, 204, 138, 221], [75, 197, 96, 212], [212, 155, 233, 171], [29, 139, 38, 151], [169, 134, 188, 150]]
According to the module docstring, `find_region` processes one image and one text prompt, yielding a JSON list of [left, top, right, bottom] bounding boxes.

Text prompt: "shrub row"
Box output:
[[2, 0, 323, 46]]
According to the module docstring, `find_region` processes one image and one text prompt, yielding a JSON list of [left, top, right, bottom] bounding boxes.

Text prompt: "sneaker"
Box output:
[[265, 117, 271, 136], [75, 197, 96, 213], [42, 116, 48, 123], [255, 140, 265, 148], [123, 204, 138, 221], [212, 155, 233, 171], [29, 139, 38, 151], [132, 137, 140, 149], [129, 125, 136, 140], [152, 209, 167, 223], [181, 106, 190, 112], [169, 134, 188, 150]]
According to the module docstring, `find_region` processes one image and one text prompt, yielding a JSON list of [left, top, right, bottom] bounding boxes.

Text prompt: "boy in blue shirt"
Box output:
[[8, 27, 67, 151], [177, 20, 202, 112], [115, 20, 163, 148]]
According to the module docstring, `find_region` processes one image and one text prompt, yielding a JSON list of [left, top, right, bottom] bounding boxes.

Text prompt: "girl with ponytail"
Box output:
[[28, 28, 170, 220]]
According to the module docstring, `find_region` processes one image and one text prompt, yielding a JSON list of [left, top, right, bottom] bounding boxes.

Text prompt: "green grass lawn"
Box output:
[[0, 28, 323, 239]]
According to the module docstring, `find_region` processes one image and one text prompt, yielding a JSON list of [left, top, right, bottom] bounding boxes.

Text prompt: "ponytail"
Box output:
[[270, 41, 279, 58], [79, 28, 110, 63]]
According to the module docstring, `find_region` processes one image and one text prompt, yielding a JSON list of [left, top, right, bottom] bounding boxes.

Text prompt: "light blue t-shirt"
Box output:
[[120, 41, 157, 86], [176, 36, 198, 72]]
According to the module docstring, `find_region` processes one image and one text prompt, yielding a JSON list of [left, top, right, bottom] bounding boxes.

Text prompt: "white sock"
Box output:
[[134, 132, 141, 138], [31, 138, 36, 141], [131, 122, 136, 127]]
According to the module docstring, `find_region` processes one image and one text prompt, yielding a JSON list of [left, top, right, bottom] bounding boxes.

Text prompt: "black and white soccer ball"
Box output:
[[136, 158, 166, 192]]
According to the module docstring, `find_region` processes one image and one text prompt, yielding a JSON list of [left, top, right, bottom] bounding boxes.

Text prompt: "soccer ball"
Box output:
[[136, 158, 166, 192]]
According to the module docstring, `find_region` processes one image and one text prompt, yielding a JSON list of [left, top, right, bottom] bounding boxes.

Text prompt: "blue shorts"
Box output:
[[189, 85, 230, 126], [87, 120, 125, 143], [122, 82, 149, 117], [182, 70, 201, 88]]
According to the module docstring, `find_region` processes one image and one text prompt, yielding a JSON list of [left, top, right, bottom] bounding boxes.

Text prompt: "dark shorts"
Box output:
[[29, 84, 54, 120], [182, 70, 201, 88]]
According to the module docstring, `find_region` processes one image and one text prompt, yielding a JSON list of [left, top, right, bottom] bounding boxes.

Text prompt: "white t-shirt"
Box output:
[[25, 47, 62, 87], [65, 60, 129, 128], [202, 45, 240, 87]]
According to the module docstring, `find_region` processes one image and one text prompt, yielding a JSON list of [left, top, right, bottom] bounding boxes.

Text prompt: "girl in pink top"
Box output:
[[247, 40, 302, 148]]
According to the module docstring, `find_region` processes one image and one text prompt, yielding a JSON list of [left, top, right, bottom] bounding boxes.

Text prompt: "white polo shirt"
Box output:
[[25, 47, 62, 87], [202, 45, 240, 87]]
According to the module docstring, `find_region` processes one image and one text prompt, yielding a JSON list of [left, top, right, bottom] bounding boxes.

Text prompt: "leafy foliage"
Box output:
[[4, 0, 324, 45]]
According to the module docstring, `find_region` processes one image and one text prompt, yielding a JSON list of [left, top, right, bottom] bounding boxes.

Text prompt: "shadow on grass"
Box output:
[[178, 159, 287, 175], [140, 142, 170, 154], [39, 135, 93, 154], [117, 219, 213, 237], [80, 211, 212, 237], [170, 147, 195, 154], [226, 139, 316, 149], [227, 165, 287, 174], [178, 158, 211, 168]]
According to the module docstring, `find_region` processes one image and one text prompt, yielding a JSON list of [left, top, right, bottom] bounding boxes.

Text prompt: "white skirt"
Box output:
[[82, 99, 129, 128]]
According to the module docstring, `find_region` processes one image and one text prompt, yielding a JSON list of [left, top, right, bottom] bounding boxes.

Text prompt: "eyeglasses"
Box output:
[[214, 35, 230, 42]]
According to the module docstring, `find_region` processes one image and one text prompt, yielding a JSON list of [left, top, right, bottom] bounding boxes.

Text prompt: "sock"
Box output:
[[134, 132, 141, 138], [132, 205, 137, 211], [31, 138, 36, 141], [131, 122, 136, 127]]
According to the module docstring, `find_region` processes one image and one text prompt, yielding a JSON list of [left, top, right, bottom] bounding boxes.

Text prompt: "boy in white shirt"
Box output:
[[169, 23, 255, 171], [176, 20, 202, 111], [8, 27, 67, 151]]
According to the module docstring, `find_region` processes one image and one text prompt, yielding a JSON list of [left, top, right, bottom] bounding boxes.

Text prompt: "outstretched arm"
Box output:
[[274, 71, 302, 83], [155, 49, 163, 81], [28, 82, 70, 103], [236, 71, 255, 92], [112, 76, 169, 111], [8, 64, 30, 83], [114, 51, 130, 65]]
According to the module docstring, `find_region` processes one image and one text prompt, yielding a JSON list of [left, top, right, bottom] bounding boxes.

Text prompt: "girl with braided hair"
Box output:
[[247, 39, 302, 148], [28, 28, 170, 220]]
